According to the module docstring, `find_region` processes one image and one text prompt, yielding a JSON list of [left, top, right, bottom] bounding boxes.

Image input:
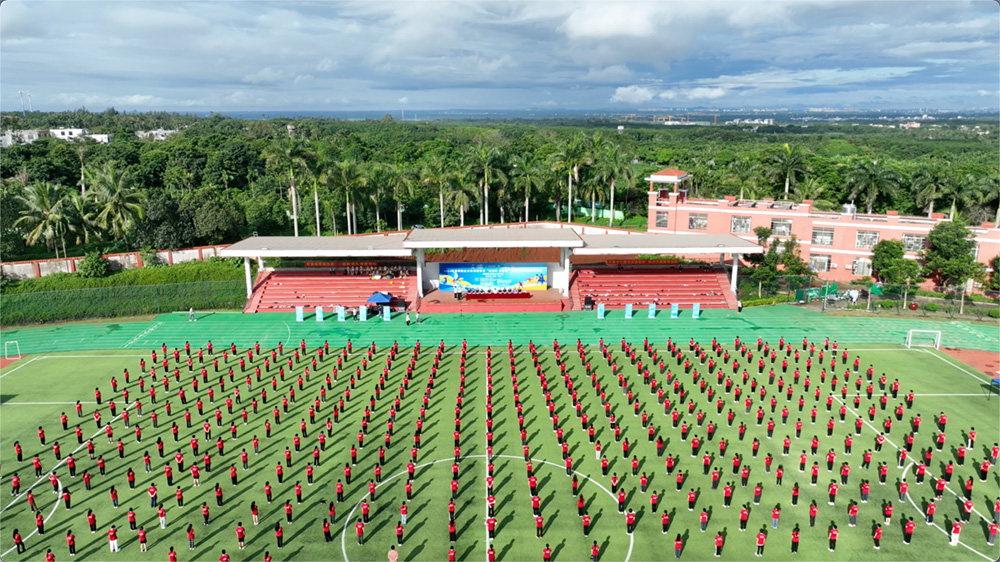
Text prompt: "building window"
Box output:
[[688, 213, 708, 231], [731, 216, 752, 234], [811, 227, 834, 246], [852, 257, 872, 277], [856, 230, 879, 249], [901, 234, 926, 253], [655, 211, 669, 228], [809, 254, 831, 272], [771, 219, 793, 237]]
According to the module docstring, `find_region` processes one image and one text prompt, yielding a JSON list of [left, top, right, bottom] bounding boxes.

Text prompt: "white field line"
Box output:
[[3, 402, 98, 406], [0, 478, 61, 558], [919, 349, 992, 385], [121, 322, 163, 348], [483, 354, 490, 562], [338, 454, 634, 562], [900, 462, 994, 561], [0, 356, 40, 379], [0, 402, 135, 515]]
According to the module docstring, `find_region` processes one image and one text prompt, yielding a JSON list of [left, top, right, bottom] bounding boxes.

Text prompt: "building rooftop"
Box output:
[[403, 226, 584, 248], [222, 233, 412, 258]]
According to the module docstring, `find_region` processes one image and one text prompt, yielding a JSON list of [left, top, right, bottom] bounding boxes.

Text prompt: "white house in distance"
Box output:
[[0, 128, 113, 148], [135, 128, 180, 141]]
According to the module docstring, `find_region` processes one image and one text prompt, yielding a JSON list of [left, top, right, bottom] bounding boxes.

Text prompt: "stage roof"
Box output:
[[221, 233, 412, 258], [402, 227, 584, 249], [220, 223, 761, 259], [574, 233, 762, 255]]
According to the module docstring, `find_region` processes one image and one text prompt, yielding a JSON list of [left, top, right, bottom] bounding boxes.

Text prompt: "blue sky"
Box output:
[[1, 0, 997, 112]]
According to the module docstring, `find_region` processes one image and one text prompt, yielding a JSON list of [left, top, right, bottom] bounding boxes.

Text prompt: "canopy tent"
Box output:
[[367, 292, 393, 304]]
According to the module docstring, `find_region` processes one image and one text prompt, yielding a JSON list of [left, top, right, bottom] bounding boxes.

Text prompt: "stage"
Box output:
[[418, 288, 568, 313]]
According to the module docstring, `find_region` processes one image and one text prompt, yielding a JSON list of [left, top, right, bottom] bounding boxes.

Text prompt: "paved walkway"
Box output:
[[1, 306, 997, 356]]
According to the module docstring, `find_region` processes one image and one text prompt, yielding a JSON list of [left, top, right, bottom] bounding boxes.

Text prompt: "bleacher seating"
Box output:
[[570, 266, 737, 310], [245, 270, 416, 313]]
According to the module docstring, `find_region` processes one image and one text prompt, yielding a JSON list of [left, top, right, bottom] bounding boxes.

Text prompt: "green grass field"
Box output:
[[0, 331, 998, 561]]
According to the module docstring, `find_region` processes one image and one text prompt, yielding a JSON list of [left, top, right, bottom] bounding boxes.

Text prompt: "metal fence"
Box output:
[[1, 280, 246, 325]]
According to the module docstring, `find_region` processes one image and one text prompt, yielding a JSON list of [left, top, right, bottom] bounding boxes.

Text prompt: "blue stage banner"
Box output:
[[295, 306, 304, 322], [691, 303, 701, 319], [597, 303, 605, 319], [382, 306, 391, 321], [438, 263, 547, 291], [648, 302, 656, 318], [315, 306, 324, 322], [337, 306, 346, 322], [359, 306, 367, 322], [624, 303, 633, 318], [670, 303, 679, 318]]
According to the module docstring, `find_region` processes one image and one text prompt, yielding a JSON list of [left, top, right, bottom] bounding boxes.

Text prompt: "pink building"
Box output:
[[645, 168, 1000, 286]]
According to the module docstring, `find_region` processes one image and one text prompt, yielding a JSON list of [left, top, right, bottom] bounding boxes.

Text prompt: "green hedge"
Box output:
[[3, 258, 246, 294], [0, 280, 245, 325], [741, 295, 795, 307]]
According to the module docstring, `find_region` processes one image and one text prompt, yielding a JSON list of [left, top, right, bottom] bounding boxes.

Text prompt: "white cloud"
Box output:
[[610, 85, 656, 104], [316, 58, 337, 72], [243, 67, 284, 84], [884, 40, 991, 58], [582, 65, 632, 83], [293, 74, 313, 85], [686, 87, 727, 100], [398, 96, 409, 104]]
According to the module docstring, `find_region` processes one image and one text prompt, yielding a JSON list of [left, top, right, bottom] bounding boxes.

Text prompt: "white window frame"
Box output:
[[855, 230, 879, 250], [809, 254, 831, 272], [771, 219, 793, 237], [901, 234, 926, 253], [688, 213, 708, 231], [731, 216, 752, 234], [811, 227, 834, 246], [655, 211, 669, 228], [852, 257, 872, 277]]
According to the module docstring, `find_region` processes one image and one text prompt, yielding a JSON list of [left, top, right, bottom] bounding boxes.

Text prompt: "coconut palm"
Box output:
[[465, 142, 506, 225], [262, 139, 308, 236], [65, 190, 100, 246], [448, 183, 477, 227], [590, 142, 629, 225], [86, 162, 146, 244], [380, 163, 418, 231], [551, 134, 593, 222], [13, 181, 72, 258], [945, 173, 988, 222], [420, 155, 455, 228], [331, 159, 367, 235], [509, 154, 546, 223], [911, 165, 951, 218], [302, 145, 336, 236], [792, 176, 826, 203], [845, 159, 901, 214], [726, 157, 761, 200], [767, 143, 809, 200]]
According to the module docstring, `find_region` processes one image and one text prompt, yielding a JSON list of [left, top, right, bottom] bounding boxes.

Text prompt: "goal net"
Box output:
[[4, 341, 21, 360], [905, 329, 941, 350]]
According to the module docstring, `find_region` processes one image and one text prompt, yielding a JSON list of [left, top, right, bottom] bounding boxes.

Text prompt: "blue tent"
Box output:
[[367, 292, 393, 304]]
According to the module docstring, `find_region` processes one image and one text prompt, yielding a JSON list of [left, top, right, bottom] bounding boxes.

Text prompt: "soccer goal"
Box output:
[[3, 341, 21, 360], [905, 329, 941, 350]]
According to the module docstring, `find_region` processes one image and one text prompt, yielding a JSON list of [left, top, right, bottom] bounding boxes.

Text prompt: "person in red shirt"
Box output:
[[354, 519, 364, 545], [828, 524, 839, 551]]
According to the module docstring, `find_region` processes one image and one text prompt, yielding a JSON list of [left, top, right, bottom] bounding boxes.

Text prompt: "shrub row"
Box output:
[[3, 258, 246, 294], [0, 280, 245, 325], [741, 295, 795, 307]]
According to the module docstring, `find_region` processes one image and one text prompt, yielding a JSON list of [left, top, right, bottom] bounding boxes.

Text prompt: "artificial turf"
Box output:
[[0, 335, 997, 562]]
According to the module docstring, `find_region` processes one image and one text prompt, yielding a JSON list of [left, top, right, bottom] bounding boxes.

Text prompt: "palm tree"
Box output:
[[14, 181, 72, 258], [87, 162, 146, 244], [726, 157, 761, 200], [421, 155, 454, 228], [262, 139, 308, 236], [551, 134, 593, 222], [331, 159, 367, 235], [65, 190, 100, 246], [381, 163, 417, 231], [845, 159, 901, 214], [465, 142, 506, 225], [911, 166, 951, 218], [509, 154, 545, 223], [448, 183, 477, 227], [945, 173, 987, 221], [767, 143, 809, 200], [792, 176, 826, 203], [590, 142, 632, 227], [302, 145, 335, 236]]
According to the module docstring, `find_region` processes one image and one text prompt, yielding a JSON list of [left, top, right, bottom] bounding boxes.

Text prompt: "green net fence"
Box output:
[[0, 280, 246, 325]]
